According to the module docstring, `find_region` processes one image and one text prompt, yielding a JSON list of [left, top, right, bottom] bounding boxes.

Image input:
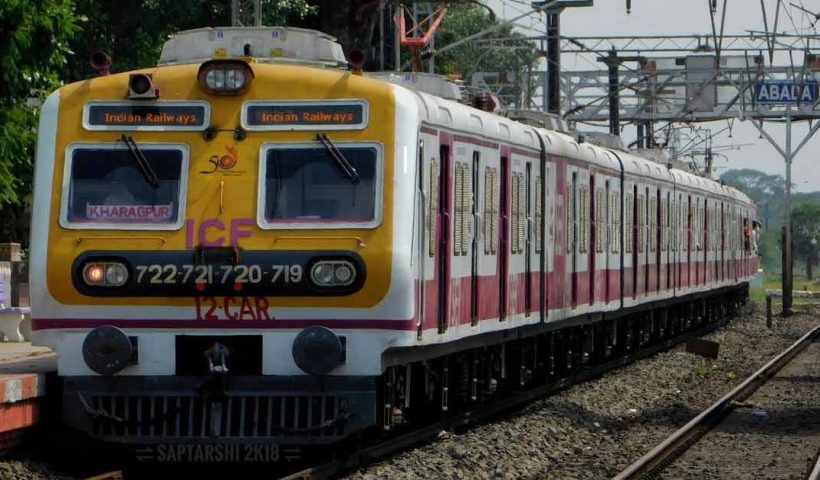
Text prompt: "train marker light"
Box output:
[[128, 73, 159, 99], [310, 261, 356, 288], [198, 60, 253, 95], [83, 262, 129, 287], [83, 263, 105, 285], [105, 263, 129, 287], [334, 263, 353, 284]]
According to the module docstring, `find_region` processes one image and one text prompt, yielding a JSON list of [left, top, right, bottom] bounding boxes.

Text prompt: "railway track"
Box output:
[[615, 322, 820, 480], [279, 321, 727, 480]]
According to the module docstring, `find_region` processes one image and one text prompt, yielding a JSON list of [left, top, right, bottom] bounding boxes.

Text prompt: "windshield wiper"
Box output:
[[317, 133, 360, 185], [120, 134, 161, 189]]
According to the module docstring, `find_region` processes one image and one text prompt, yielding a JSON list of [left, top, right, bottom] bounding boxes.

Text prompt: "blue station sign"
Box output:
[[754, 80, 819, 104]]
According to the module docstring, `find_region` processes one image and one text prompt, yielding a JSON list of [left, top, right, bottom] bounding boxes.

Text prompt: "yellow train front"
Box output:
[[30, 27, 418, 451]]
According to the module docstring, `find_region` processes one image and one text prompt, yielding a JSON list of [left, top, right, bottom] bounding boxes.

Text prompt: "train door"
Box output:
[[732, 205, 743, 282], [470, 152, 480, 325], [436, 144, 451, 333], [541, 162, 555, 315], [664, 190, 671, 291], [720, 202, 725, 283], [678, 193, 685, 289], [570, 170, 579, 307], [652, 188, 666, 292], [629, 184, 638, 300], [525, 162, 532, 316], [604, 180, 612, 304], [705, 199, 712, 285], [686, 194, 692, 288], [702, 199, 708, 286], [589, 174, 596, 306], [692, 196, 699, 287], [416, 138, 426, 336], [672, 193, 678, 290], [608, 180, 621, 305], [671, 192, 679, 292], [499, 155, 509, 321], [637, 186, 647, 298]]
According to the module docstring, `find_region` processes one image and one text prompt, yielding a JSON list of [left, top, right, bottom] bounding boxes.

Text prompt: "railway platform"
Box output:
[[0, 343, 55, 452]]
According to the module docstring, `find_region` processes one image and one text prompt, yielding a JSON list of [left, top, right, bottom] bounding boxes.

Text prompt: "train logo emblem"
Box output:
[[201, 144, 241, 174]]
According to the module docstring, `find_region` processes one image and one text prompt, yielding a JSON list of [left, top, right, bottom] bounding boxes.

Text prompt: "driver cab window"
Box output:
[[61, 144, 187, 229], [260, 143, 381, 229]]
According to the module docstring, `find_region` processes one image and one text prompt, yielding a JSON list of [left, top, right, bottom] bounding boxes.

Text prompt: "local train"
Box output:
[[30, 26, 758, 456]]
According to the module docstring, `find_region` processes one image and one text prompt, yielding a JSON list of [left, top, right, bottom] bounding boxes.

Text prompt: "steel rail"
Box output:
[[809, 452, 820, 480], [84, 471, 124, 480], [614, 322, 820, 480], [279, 321, 728, 480]]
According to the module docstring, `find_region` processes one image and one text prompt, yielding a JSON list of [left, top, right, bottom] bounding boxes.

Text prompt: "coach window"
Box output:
[[625, 192, 633, 254], [579, 184, 589, 253], [454, 161, 472, 256], [637, 194, 645, 253], [511, 172, 520, 254], [61, 144, 188, 229], [610, 190, 620, 254], [484, 166, 499, 255], [454, 163, 464, 255], [260, 142, 381, 229]]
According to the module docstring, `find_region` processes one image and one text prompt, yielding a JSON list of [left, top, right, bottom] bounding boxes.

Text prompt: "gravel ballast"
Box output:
[[346, 302, 819, 480], [0, 301, 815, 479]]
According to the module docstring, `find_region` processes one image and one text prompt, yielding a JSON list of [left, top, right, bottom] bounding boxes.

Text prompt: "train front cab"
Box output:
[[29, 57, 423, 449]]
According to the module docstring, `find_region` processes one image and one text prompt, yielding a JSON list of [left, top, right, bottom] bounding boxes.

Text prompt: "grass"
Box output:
[[749, 273, 820, 310]]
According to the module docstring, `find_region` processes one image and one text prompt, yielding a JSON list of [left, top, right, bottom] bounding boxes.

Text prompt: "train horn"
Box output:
[[90, 51, 112, 76], [348, 49, 365, 75]]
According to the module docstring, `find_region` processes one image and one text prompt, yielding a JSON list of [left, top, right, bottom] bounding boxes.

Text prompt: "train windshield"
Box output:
[[63, 146, 185, 228], [262, 144, 380, 227]]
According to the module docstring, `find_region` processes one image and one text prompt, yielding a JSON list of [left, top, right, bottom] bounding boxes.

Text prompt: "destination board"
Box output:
[[83, 102, 209, 131], [242, 100, 368, 130]]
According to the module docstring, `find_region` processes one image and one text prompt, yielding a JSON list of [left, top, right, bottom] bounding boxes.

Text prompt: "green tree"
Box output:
[[67, 0, 316, 80], [433, 5, 537, 108], [0, 0, 79, 243], [792, 202, 820, 280]]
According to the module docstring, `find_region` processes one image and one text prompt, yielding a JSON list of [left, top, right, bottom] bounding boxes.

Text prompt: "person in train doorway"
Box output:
[[743, 219, 751, 253], [751, 220, 760, 254]]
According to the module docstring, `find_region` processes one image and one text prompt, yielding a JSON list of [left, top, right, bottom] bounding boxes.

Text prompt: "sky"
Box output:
[[482, 0, 820, 191]]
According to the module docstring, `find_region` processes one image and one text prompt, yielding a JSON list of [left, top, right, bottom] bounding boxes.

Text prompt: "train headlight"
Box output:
[[83, 261, 129, 287], [198, 60, 254, 95], [310, 261, 356, 288], [128, 73, 158, 99]]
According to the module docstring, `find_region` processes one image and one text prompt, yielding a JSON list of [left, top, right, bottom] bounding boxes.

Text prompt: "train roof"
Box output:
[[402, 82, 755, 207]]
